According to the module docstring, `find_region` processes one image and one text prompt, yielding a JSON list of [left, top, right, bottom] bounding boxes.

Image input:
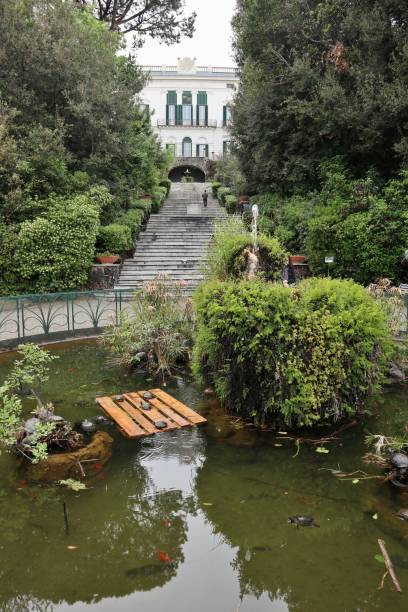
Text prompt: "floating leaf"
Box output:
[[67, 545, 77, 550], [372, 513, 378, 520], [316, 447, 330, 454], [58, 479, 87, 492], [374, 554, 385, 564], [278, 431, 288, 435], [203, 502, 213, 506], [274, 443, 283, 447], [352, 478, 360, 484]]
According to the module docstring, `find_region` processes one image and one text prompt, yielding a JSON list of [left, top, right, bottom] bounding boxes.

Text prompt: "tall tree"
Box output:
[[77, 0, 196, 43], [231, 0, 408, 194]]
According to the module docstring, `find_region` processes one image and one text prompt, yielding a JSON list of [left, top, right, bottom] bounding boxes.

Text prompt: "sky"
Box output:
[[131, 0, 237, 67]]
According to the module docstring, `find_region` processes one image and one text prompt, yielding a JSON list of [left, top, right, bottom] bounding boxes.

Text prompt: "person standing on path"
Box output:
[[202, 189, 208, 207]]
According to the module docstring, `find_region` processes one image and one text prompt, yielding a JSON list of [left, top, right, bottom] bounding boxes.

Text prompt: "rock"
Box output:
[[94, 415, 111, 425], [36, 408, 64, 422], [389, 363, 405, 382], [204, 388, 215, 395], [81, 419, 97, 434]]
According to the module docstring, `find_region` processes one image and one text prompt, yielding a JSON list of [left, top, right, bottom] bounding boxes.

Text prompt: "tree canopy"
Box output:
[[77, 0, 196, 44], [231, 0, 408, 194]]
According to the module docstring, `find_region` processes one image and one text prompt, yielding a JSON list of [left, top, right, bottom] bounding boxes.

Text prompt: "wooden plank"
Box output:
[[124, 393, 179, 431], [96, 397, 145, 438], [119, 398, 158, 435], [150, 389, 207, 425], [136, 391, 191, 428]]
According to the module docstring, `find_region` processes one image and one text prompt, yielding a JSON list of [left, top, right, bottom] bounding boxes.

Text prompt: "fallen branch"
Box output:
[[378, 539, 402, 593]]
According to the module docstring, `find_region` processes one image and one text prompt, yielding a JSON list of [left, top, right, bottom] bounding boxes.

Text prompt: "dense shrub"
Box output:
[[193, 278, 392, 428], [211, 181, 222, 197], [151, 186, 167, 213], [116, 209, 145, 238], [159, 179, 172, 196], [205, 217, 287, 282], [217, 187, 232, 205], [96, 223, 133, 255], [225, 194, 239, 213], [129, 198, 151, 218], [7, 194, 100, 293]]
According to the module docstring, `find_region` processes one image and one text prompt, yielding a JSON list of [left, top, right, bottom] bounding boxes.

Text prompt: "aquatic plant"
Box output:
[[101, 274, 194, 379], [193, 277, 393, 428], [0, 344, 83, 463]]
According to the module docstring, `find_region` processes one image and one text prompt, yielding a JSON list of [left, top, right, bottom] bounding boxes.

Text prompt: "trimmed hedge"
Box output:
[[193, 278, 393, 428], [97, 223, 133, 254], [225, 194, 239, 213], [116, 208, 145, 238], [217, 187, 232, 205], [159, 178, 172, 196], [211, 181, 222, 197], [5, 194, 100, 293], [151, 186, 167, 213], [129, 198, 152, 218]]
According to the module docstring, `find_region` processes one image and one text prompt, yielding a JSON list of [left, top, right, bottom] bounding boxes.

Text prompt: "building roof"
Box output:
[[141, 58, 238, 80]]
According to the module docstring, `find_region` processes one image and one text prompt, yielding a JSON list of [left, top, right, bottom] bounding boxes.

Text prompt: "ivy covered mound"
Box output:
[[193, 278, 393, 428]]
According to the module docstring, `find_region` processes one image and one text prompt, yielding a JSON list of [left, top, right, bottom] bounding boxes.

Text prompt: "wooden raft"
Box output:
[[96, 388, 207, 439]]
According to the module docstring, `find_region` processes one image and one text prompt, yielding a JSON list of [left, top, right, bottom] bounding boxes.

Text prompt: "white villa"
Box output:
[[140, 58, 238, 180]]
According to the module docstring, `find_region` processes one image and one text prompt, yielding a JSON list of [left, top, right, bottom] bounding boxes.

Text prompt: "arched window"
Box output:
[[182, 137, 192, 157]]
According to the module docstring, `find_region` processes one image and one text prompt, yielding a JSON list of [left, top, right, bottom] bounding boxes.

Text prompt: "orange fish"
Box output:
[[93, 463, 103, 470], [157, 551, 172, 563], [18, 479, 28, 487]]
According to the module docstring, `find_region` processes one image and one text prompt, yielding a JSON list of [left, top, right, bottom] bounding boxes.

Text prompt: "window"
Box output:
[[182, 137, 192, 157], [182, 104, 192, 126], [197, 91, 208, 126], [223, 105, 232, 127], [166, 91, 177, 126], [166, 143, 176, 157], [198, 105, 206, 126], [197, 143, 209, 158]]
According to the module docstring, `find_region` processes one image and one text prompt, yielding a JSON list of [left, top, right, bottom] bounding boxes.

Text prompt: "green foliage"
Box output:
[[151, 186, 167, 212], [159, 179, 171, 196], [217, 187, 232, 205], [215, 155, 247, 195], [97, 223, 133, 255], [211, 182, 222, 197], [225, 194, 239, 214], [232, 0, 408, 194], [0, 193, 100, 294], [129, 199, 151, 218], [58, 478, 87, 491], [116, 208, 145, 239], [204, 217, 287, 282], [193, 278, 393, 428], [101, 274, 194, 379]]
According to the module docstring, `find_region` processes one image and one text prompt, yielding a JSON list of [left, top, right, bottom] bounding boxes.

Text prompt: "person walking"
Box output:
[[202, 188, 208, 207]]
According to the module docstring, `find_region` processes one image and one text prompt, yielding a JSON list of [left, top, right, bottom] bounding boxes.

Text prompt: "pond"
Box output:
[[0, 340, 408, 611]]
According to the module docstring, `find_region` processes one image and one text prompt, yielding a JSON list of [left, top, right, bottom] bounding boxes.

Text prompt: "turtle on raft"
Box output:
[[396, 509, 408, 521], [288, 516, 320, 528]]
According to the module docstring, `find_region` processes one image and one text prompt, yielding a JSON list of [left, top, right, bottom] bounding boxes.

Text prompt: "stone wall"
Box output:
[[89, 264, 120, 290]]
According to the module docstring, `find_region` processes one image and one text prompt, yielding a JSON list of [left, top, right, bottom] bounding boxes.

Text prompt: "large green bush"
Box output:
[[205, 217, 287, 282], [217, 187, 232, 205], [225, 194, 239, 214], [116, 208, 145, 238], [193, 278, 392, 428], [211, 181, 222, 197], [159, 179, 172, 196], [8, 194, 100, 293], [97, 223, 133, 255]]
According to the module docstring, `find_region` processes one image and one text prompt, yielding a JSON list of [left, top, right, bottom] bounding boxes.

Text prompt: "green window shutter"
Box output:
[[205, 105, 208, 126], [196, 144, 200, 157], [176, 105, 183, 125], [182, 91, 192, 104], [197, 91, 207, 105], [167, 91, 177, 105], [190, 104, 193, 126], [205, 145, 209, 157], [223, 106, 227, 126], [166, 104, 169, 125], [196, 104, 199, 125]]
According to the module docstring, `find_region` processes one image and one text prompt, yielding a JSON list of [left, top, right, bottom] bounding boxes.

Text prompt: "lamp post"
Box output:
[[325, 255, 334, 277]]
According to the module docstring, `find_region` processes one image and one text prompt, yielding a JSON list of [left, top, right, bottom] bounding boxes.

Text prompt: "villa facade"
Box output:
[[140, 58, 239, 162]]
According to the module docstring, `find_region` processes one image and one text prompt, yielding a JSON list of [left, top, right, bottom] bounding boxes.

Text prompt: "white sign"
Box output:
[[325, 256, 334, 264]]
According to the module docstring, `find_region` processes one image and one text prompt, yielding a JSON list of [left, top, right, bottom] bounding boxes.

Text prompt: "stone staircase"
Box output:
[[116, 183, 227, 293]]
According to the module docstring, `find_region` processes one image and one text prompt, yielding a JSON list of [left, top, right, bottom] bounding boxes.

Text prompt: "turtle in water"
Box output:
[[143, 392, 155, 401], [288, 516, 320, 528], [390, 452, 408, 470], [155, 420, 168, 430], [396, 508, 408, 521], [81, 419, 96, 434]]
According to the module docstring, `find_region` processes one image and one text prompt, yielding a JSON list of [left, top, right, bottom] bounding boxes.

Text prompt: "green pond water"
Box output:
[[1, 341, 408, 612]]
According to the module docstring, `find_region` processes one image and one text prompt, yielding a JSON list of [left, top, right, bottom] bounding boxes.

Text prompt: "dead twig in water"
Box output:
[[378, 570, 389, 590], [377, 539, 402, 593], [63, 501, 69, 536], [77, 461, 86, 478]]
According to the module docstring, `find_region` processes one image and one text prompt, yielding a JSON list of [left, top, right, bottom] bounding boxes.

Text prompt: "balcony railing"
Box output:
[[157, 119, 217, 128]]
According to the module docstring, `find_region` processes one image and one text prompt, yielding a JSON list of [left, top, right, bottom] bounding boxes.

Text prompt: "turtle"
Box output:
[[155, 420, 168, 430], [81, 419, 96, 434], [143, 392, 155, 401], [94, 415, 111, 425], [389, 452, 408, 469], [141, 401, 152, 411], [114, 395, 124, 402], [24, 418, 41, 435], [288, 516, 320, 528], [396, 508, 408, 521]]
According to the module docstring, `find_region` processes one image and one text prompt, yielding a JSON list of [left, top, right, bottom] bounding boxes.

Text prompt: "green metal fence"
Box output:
[[0, 289, 135, 347]]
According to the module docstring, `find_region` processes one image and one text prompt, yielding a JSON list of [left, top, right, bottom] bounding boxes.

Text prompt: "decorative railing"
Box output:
[[157, 119, 218, 128], [142, 65, 238, 75], [0, 289, 135, 347]]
